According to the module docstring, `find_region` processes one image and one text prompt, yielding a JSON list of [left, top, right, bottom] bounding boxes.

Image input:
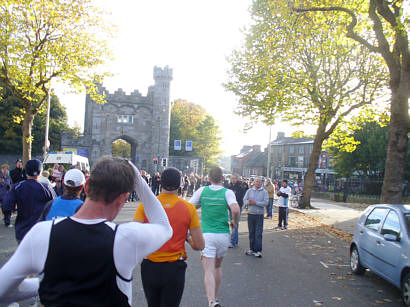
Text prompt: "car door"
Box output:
[[377, 210, 402, 283], [358, 207, 389, 272]]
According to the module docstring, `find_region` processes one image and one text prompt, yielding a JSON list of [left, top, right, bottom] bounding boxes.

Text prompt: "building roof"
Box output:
[[271, 136, 314, 146], [235, 148, 253, 158], [243, 152, 267, 168]]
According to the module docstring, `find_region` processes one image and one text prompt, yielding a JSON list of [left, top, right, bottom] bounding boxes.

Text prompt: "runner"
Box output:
[[190, 166, 240, 307], [134, 167, 204, 307], [0, 157, 172, 306], [2, 159, 55, 243], [39, 169, 86, 221]]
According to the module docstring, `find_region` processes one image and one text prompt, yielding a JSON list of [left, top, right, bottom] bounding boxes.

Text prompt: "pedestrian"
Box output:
[[39, 169, 86, 221], [151, 172, 161, 196], [0, 156, 172, 306], [2, 159, 55, 243], [275, 179, 292, 230], [0, 164, 12, 227], [38, 170, 52, 186], [227, 174, 248, 248], [190, 166, 240, 307], [243, 177, 268, 258], [264, 178, 275, 219], [54, 165, 65, 196], [9, 159, 25, 184], [134, 167, 205, 307]]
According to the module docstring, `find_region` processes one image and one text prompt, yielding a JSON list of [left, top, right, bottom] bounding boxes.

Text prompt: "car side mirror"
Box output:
[[384, 234, 400, 242]]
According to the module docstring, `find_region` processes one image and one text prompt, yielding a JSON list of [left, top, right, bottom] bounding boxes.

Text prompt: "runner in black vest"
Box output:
[[0, 157, 172, 306]]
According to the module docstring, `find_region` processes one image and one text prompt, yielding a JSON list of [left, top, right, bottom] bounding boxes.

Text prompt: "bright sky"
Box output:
[[55, 0, 297, 156]]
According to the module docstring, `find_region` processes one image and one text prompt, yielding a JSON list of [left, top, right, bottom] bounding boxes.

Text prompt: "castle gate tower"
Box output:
[[61, 66, 173, 174]]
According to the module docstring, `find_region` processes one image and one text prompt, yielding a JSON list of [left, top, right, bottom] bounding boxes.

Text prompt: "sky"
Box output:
[[55, 0, 296, 156]]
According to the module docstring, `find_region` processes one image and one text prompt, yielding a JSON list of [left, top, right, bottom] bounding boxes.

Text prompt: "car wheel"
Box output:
[[402, 272, 410, 306], [350, 246, 365, 275]]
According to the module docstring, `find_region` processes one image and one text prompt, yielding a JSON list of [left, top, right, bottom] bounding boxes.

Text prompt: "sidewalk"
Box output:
[[291, 198, 370, 235]]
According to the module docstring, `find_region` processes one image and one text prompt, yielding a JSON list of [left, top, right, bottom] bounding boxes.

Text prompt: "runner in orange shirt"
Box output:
[[134, 167, 204, 307]]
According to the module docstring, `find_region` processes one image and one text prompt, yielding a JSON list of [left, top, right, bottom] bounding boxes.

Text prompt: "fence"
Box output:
[[313, 178, 410, 204]]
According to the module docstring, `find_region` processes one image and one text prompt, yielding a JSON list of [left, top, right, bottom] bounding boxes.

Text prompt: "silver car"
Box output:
[[350, 204, 410, 306]]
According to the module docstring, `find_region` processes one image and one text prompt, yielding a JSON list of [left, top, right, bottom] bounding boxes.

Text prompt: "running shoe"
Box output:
[[274, 226, 282, 230], [253, 251, 262, 258], [245, 249, 254, 256], [209, 300, 221, 307]]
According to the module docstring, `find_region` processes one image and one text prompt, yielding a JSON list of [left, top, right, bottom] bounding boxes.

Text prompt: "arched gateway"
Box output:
[[62, 66, 172, 173]]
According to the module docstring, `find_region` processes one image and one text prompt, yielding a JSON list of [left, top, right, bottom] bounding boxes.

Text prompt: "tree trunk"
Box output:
[[381, 77, 409, 203], [22, 105, 35, 165], [301, 124, 326, 208]]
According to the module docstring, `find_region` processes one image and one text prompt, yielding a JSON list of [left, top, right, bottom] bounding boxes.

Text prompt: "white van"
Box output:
[[43, 152, 90, 172]]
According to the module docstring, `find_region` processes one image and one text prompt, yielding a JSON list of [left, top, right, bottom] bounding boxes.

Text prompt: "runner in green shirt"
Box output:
[[190, 167, 240, 307]]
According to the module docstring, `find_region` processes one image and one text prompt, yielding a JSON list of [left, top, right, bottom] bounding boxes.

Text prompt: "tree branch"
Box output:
[[291, 5, 380, 53]]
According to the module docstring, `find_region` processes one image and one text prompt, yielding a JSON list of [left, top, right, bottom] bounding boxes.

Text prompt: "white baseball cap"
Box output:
[[64, 169, 86, 187]]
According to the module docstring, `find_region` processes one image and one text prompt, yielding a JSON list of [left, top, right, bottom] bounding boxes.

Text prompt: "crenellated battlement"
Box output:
[[153, 65, 173, 81]]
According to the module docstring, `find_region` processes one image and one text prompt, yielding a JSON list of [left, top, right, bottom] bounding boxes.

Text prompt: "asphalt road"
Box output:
[[0, 203, 404, 307]]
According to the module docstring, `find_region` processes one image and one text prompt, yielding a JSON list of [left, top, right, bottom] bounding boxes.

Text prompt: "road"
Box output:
[[0, 202, 403, 307]]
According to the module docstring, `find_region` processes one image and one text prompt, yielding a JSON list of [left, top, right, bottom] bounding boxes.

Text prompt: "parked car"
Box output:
[[350, 204, 410, 306]]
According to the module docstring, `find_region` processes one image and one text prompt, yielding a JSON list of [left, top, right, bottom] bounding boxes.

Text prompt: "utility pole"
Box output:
[[43, 88, 51, 161], [266, 126, 272, 178]]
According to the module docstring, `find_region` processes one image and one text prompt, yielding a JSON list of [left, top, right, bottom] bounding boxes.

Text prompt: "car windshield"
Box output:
[[405, 214, 410, 232]]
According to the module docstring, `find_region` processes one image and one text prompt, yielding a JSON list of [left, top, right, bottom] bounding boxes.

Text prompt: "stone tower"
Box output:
[[151, 66, 173, 164], [61, 66, 173, 173]]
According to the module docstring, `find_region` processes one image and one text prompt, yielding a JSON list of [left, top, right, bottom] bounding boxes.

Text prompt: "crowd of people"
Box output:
[[0, 156, 301, 307]]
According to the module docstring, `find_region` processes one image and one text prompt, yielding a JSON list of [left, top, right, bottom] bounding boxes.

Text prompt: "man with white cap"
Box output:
[[41, 169, 86, 221]]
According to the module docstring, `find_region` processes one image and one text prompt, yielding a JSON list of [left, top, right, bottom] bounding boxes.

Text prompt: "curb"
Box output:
[[289, 207, 354, 243]]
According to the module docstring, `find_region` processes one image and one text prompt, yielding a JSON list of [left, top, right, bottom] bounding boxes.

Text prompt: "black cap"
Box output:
[[16, 159, 22, 163], [25, 159, 43, 176], [160, 167, 181, 191]]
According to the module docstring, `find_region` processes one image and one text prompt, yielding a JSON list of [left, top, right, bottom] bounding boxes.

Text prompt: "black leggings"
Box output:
[[141, 259, 187, 307]]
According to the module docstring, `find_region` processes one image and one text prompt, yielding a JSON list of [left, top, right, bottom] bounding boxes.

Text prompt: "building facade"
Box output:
[[231, 145, 263, 177], [62, 66, 172, 173], [269, 132, 335, 182]]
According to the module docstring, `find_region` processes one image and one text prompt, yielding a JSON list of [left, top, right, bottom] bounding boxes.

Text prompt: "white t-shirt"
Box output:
[[189, 184, 238, 206], [0, 166, 172, 306], [277, 186, 292, 207]]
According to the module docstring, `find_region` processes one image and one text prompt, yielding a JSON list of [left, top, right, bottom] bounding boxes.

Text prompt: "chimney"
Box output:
[[277, 132, 285, 139], [252, 145, 261, 152]]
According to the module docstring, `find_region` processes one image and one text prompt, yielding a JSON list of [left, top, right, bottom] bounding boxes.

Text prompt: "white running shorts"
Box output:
[[201, 233, 230, 258]]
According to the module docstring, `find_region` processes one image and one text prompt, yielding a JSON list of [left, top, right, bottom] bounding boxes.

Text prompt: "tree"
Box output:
[[0, 0, 112, 164], [225, 0, 387, 207], [329, 120, 389, 178], [0, 85, 71, 154], [169, 100, 222, 170], [291, 0, 410, 204], [112, 139, 131, 158]]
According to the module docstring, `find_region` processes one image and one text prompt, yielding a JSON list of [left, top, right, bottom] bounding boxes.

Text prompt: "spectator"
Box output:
[[264, 178, 275, 219], [243, 177, 268, 258], [9, 159, 25, 184], [275, 180, 292, 230], [0, 164, 12, 227]]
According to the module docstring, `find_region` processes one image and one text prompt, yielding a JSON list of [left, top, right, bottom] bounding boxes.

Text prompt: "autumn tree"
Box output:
[[0, 83, 72, 154], [291, 0, 409, 203], [169, 100, 222, 169], [0, 0, 112, 164], [225, 0, 387, 207]]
